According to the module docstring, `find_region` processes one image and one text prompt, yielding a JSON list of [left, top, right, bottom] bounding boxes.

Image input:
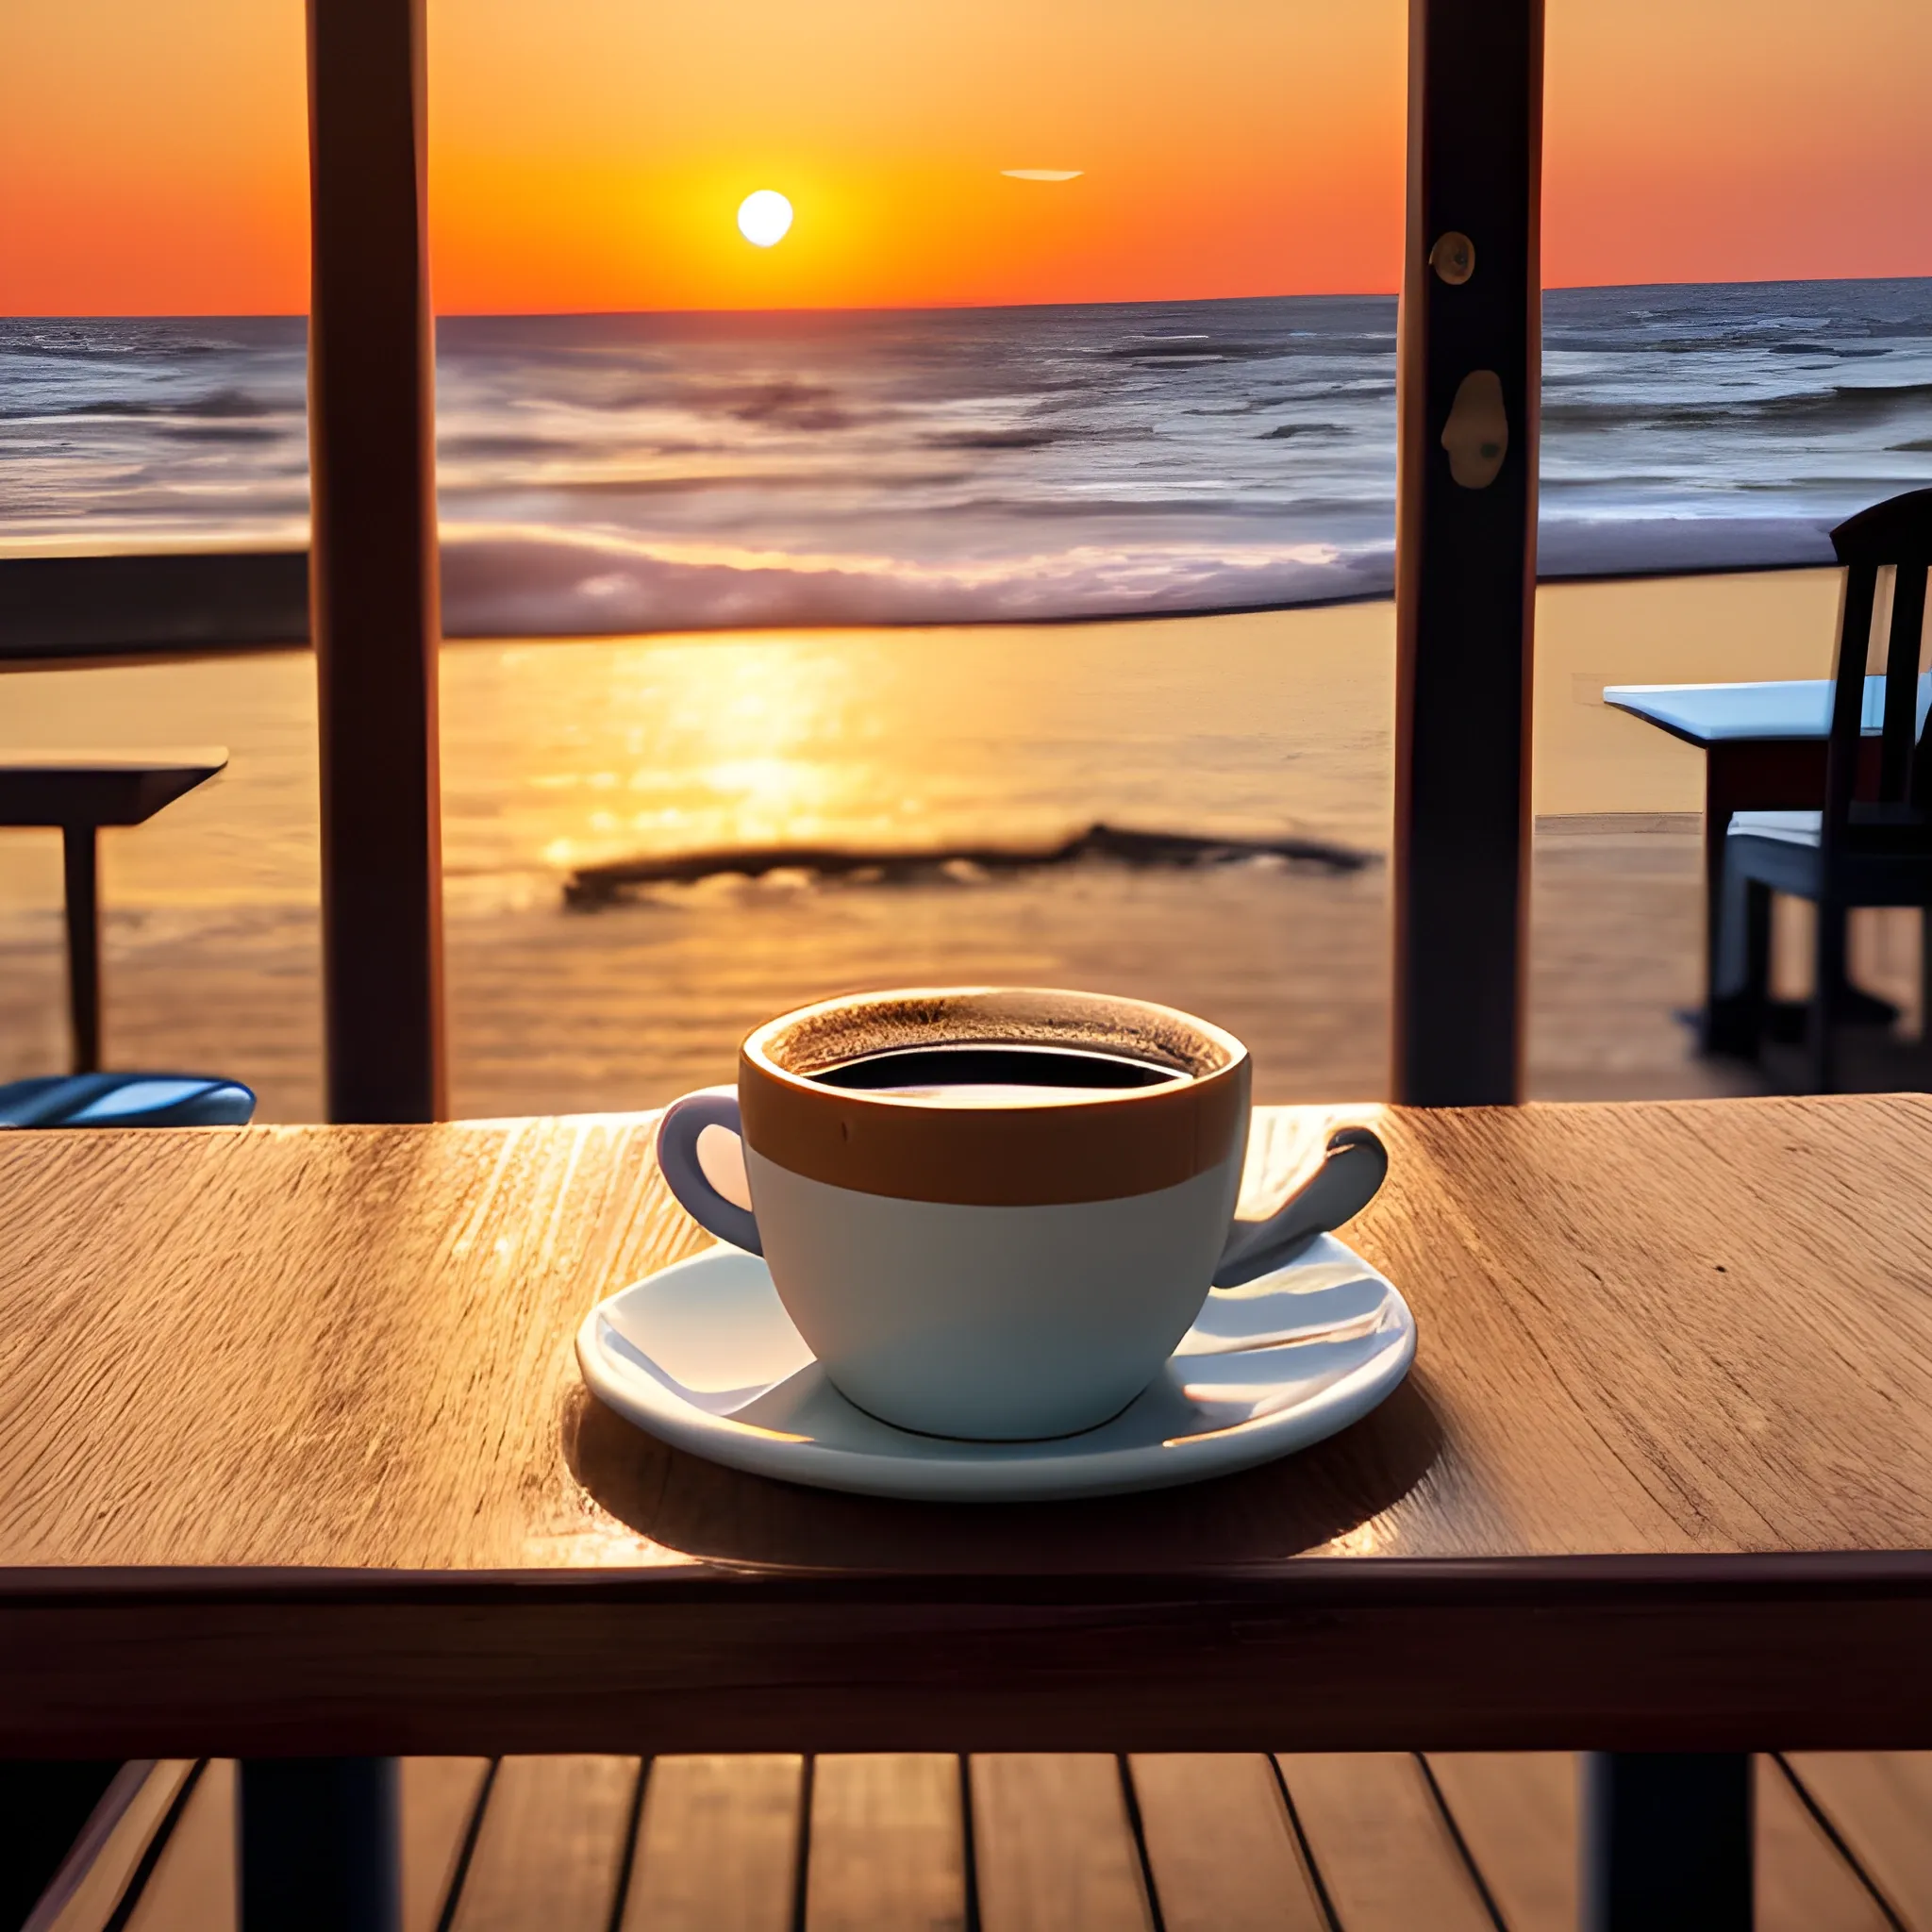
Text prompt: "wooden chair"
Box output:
[[1711, 487, 1932, 1091]]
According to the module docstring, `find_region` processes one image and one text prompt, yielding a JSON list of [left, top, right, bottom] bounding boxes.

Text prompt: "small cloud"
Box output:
[[1001, 169, 1083, 182]]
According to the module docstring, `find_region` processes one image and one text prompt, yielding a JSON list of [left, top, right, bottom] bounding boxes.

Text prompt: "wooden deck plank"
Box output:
[[1125, 1755, 1326, 1932], [120, 1759, 233, 1932], [1424, 1753, 1576, 1931], [113, 1758, 494, 1932], [42, 1748, 1925, 1932], [1275, 1753, 1494, 1932], [1785, 1753, 1932, 1928], [807, 1754, 965, 1932], [400, 1758, 493, 1932], [28, 1761, 198, 1932], [1424, 1754, 1893, 1932], [1757, 1757, 1894, 1932], [622, 1756, 803, 1932], [449, 1756, 641, 1932], [970, 1756, 1152, 1932]]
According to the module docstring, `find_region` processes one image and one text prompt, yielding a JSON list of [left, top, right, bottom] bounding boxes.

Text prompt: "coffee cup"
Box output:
[[657, 987, 1334, 1441]]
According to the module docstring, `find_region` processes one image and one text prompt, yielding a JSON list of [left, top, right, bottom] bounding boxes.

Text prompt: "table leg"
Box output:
[[60, 824, 101, 1074], [1581, 1752, 1751, 1931], [1700, 751, 1742, 1052], [239, 1758, 401, 1932], [1701, 751, 1780, 1053]]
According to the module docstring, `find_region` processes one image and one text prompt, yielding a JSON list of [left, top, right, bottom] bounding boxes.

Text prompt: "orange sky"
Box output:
[[3, 0, 1928, 315]]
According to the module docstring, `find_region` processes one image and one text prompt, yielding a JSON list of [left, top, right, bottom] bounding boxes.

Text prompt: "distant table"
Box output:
[[5, 1098, 1932, 1925], [1603, 679, 1915, 1044], [0, 751, 226, 1073]]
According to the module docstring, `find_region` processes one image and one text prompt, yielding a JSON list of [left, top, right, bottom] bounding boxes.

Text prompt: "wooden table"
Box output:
[[0, 750, 227, 1073], [1603, 681, 1912, 1046], [5, 1098, 1932, 1926]]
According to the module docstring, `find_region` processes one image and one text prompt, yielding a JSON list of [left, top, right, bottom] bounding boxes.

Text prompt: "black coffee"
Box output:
[[808, 1042, 1189, 1107]]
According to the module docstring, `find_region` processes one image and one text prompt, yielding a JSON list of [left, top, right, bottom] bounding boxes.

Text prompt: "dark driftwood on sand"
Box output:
[[564, 821, 1375, 908]]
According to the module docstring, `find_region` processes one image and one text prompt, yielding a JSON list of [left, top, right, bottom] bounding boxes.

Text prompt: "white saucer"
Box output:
[[576, 1235, 1415, 1502]]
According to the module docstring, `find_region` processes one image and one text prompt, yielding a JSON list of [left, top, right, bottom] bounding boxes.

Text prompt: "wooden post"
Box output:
[[1391, 0, 1542, 1106], [305, 0, 446, 1124]]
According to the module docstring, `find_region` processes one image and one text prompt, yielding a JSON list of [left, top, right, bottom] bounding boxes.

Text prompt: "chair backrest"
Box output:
[[1824, 487, 1932, 841]]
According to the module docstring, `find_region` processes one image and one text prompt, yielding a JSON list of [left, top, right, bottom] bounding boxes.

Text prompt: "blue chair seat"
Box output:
[[1728, 809, 1823, 848], [0, 1074, 256, 1128]]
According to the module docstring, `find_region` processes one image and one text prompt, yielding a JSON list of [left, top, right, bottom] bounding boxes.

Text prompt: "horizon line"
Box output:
[[6, 268, 1930, 325]]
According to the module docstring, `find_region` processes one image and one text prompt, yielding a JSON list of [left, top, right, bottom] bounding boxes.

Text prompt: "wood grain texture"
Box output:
[[623, 1756, 803, 1932], [969, 1757, 1151, 1932], [806, 1755, 964, 1932], [7, 1099, 1932, 1755], [1786, 1753, 1932, 1927], [1125, 1755, 1325, 1932], [449, 1756, 640, 1932], [1274, 1753, 1494, 1932]]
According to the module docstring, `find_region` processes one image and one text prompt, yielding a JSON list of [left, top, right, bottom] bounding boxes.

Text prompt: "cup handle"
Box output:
[[656, 1087, 763, 1256], [1213, 1125, 1387, 1288]]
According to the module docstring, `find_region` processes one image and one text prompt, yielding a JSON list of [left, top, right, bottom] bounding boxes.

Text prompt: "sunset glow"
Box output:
[[2, 0, 1929, 315]]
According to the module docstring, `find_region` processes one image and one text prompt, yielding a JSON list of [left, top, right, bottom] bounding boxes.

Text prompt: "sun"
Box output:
[[737, 191, 794, 248]]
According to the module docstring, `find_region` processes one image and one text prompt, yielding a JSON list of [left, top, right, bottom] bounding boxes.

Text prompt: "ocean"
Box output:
[[1, 281, 1924, 1111], [4, 278, 1930, 633]]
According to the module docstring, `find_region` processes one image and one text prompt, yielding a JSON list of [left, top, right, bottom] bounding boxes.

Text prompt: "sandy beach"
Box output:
[[1, 567, 1916, 1120]]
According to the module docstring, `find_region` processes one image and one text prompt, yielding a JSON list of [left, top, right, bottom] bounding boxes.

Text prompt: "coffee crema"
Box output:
[[739, 987, 1249, 1206], [809, 1042, 1191, 1108]]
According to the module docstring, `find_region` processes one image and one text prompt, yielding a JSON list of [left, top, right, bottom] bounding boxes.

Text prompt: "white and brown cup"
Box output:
[[656, 986, 1253, 1441]]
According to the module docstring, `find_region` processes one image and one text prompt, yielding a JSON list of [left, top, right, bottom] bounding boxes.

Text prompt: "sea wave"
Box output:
[[1543, 379, 1932, 430], [3, 280, 1928, 633], [440, 525, 1387, 632]]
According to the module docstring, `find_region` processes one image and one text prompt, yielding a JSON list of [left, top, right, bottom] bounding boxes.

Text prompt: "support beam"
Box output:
[[1582, 1753, 1753, 1932], [1391, 0, 1543, 1106], [240, 1758, 402, 1932], [306, 0, 446, 1124]]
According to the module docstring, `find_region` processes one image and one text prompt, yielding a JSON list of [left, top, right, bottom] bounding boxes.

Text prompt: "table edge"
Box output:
[[6, 1550, 1931, 1608], [1601, 699, 1825, 749]]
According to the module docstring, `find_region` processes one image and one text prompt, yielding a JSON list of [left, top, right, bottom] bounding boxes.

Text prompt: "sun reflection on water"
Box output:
[[458, 631, 1022, 890], [540, 641, 858, 856]]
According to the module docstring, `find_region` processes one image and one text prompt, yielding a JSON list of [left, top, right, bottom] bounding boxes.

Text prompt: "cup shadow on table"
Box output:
[[563, 1374, 1445, 1573]]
